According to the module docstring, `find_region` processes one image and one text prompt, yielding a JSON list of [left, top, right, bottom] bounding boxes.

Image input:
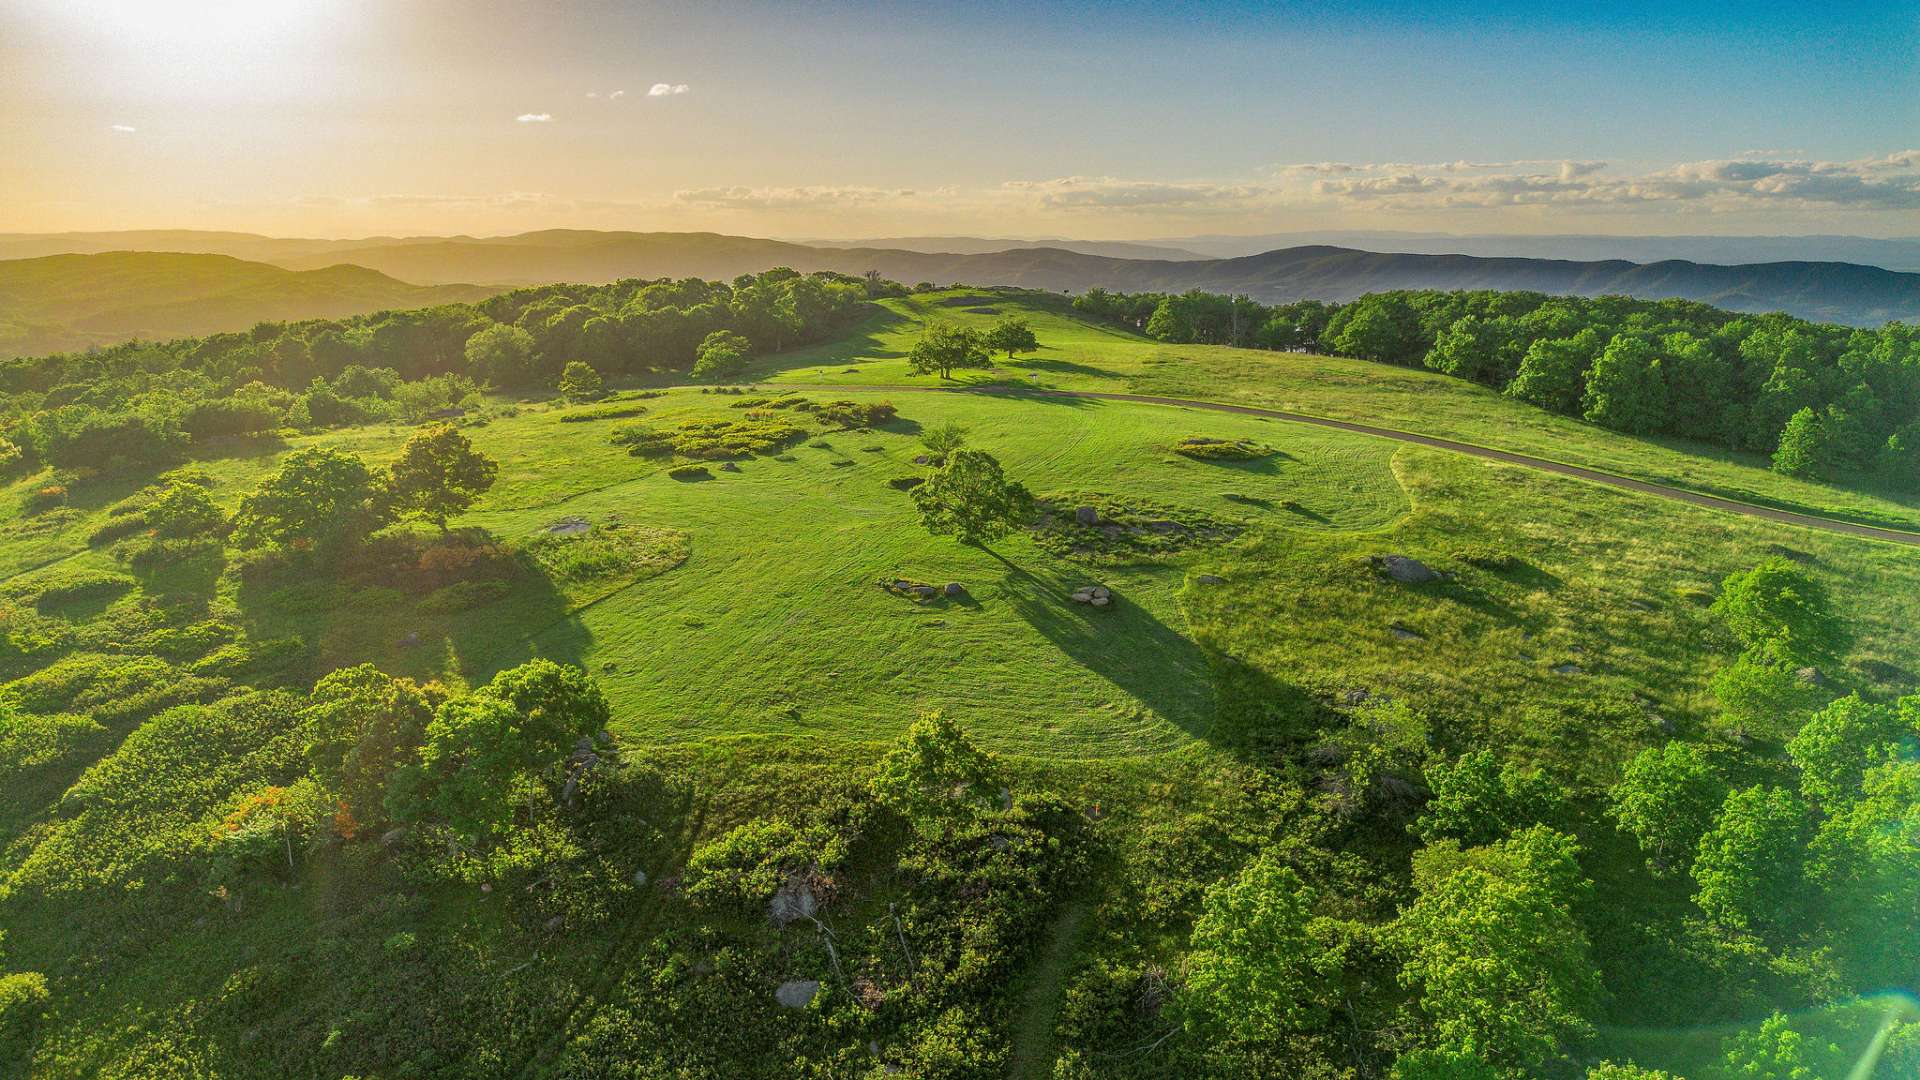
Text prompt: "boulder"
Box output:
[[1373, 554, 1437, 584], [943, 582, 965, 597], [769, 876, 819, 927], [911, 585, 937, 600], [1552, 663, 1582, 675], [1071, 587, 1095, 603], [1089, 595, 1110, 607], [776, 980, 821, 1009], [720, 461, 742, 472], [1074, 506, 1100, 526], [1195, 574, 1225, 585], [1389, 623, 1424, 640], [398, 630, 423, 649], [633, 869, 649, 888]]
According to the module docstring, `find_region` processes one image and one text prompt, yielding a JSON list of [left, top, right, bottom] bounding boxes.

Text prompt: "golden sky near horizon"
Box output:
[[3, 0, 1918, 240]]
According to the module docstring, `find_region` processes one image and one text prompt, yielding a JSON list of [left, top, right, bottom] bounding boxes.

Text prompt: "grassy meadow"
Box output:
[[2, 290, 1917, 1076]]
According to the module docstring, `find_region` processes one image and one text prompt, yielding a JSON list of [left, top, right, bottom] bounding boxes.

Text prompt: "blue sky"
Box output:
[[3, 0, 1916, 237]]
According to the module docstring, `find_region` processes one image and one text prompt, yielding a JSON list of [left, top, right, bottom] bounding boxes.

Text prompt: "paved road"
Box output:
[[767, 382, 1920, 548]]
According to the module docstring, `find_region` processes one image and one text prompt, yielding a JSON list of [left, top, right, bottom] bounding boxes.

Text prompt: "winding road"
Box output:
[[768, 382, 1920, 548]]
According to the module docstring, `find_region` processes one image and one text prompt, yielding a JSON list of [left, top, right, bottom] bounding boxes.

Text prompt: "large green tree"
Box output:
[[906, 322, 991, 379], [983, 317, 1038, 360], [231, 447, 392, 555], [910, 448, 1034, 547], [1395, 826, 1601, 1071], [868, 712, 1002, 837], [1181, 853, 1340, 1044], [1583, 334, 1668, 434], [387, 423, 499, 531], [1691, 785, 1811, 938], [1608, 741, 1724, 876], [463, 323, 538, 387], [1507, 329, 1603, 415], [304, 664, 441, 833], [1711, 557, 1845, 666], [1414, 749, 1563, 846]]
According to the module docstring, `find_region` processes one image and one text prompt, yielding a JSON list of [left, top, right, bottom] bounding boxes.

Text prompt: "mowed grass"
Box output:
[[755, 289, 1920, 532]]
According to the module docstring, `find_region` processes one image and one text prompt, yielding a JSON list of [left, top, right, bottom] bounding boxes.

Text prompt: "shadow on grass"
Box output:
[[1012, 354, 1125, 381], [986, 548, 1232, 745], [231, 532, 593, 689]]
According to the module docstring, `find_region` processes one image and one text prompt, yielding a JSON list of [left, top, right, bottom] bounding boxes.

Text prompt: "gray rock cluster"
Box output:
[[1071, 585, 1112, 607]]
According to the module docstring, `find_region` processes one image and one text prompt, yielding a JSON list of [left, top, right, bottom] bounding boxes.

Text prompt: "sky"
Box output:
[[2, 0, 1918, 240]]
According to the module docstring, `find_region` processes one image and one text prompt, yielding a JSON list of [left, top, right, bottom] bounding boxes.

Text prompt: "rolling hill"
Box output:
[[0, 251, 497, 357]]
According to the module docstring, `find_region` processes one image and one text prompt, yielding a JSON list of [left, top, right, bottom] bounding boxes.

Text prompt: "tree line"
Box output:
[[0, 268, 896, 479], [1074, 287, 1920, 491]]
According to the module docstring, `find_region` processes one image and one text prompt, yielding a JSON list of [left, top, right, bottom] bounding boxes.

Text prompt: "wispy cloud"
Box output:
[[648, 83, 690, 97], [675, 185, 913, 210], [1003, 176, 1265, 211], [108, 124, 137, 133], [515, 113, 553, 123]]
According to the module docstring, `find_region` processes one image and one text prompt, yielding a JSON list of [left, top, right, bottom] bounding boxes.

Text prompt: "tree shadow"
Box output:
[[1011, 356, 1125, 381], [229, 531, 593, 689], [986, 549, 1224, 744]]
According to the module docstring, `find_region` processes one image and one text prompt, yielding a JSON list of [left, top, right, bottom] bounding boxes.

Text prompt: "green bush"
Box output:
[[1171, 436, 1271, 460], [612, 415, 807, 460]]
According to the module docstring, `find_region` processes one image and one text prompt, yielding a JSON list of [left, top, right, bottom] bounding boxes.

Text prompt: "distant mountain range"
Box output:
[[2, 231, 1917, 358], [0, 251, 496, 358], [1144, 230, 1920, 271], [802, 236, 1209, 260]]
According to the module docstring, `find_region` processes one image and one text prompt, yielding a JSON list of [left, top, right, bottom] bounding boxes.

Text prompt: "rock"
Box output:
[[1389, 622, 1424, 640], [911, 585, 937, 600], [545, 516, 592, 536], [1074, 506, 1100, 527], [380, 826, 408, 847], [1090, 595, 1110, 607], [1195, 574, 1225, 585], [1071, 587, 1095, 603], [1092, 586, 1110, 600], [912, 454, 931, 465], [769, 876, 819, 927], [1552, 663, 1582, 675], [546, 915, 566, 933], [720, 461, 741, 472], [480, 882, 493, 894], [1795, 665, 1825, 686], [776, 980, 821, 1009], [633, 869, 649, 888], [943, 582, 965, 597], [1373, 554, 1437, 584], [398, 630, 422, 648]]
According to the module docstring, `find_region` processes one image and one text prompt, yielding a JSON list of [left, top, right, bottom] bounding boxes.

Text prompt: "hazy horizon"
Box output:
[[5, 0, 1918, 239]]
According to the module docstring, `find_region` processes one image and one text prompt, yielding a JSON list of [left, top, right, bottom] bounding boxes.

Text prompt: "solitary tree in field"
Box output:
[[232, 447, 392, 555], [907, 322, 991, 379], [983, 317, 1038, 360], [911, 449, 1034, 548], [869, 711, 1002, 837], [146, 479, 225, 539], [388, 423, 498, 531], [557, 360, 604, 401], [1711, 557, 1845, 666]]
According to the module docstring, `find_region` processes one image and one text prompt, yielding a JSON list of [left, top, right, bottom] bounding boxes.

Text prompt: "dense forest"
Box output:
[[1074, 288, 1920, 491], [0, 268, 889, 481]]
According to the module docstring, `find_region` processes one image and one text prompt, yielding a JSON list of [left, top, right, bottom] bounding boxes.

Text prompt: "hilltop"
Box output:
[[0, 252, 496, 357]]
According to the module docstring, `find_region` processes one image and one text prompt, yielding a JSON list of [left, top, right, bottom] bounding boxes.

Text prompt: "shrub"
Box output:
[[815, 400, 897, 428], [26, 570, 135, 611], [681, 820, 818, 918], [1172, 436, 1270, 460], [612, 415, 806, 460], [24, 484, 67, 515], [557, 402, 649, 423], [522, 525, 689, 586], [667, 464, 711, 481]]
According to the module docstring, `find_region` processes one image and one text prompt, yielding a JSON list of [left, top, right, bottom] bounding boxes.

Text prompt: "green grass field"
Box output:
[[3, 290, 1917, 1077]]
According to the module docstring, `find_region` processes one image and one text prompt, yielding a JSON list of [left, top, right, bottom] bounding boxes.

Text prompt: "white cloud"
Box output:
[[648, 83, 689, 97], [515, 113, 553, 123], [1005, 176, 1266, 211], [108, 124, 137, 133], [610, 89, 627, 100]]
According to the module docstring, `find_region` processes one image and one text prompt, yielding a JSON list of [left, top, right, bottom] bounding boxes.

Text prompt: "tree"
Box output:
[[1771, 406, 1837, 479], [1425, 315, 1520, 386], [918, 420, 969, 462], [1805, 757, 1920, 988], [1414, 749, 1564, 846], [1711, 1011, 1847, 1080], [1586, 1063, 1675, 1079], [1507, 329, 1603, 415], [387, 423, 498, 531], [983, 317, 1038, 360], [557, 360, 604, 401], [1389, 1049, 1500, 1080], [146, 479, 225, 539], [906, 322, 990, 379], [1711, 558, 1845, 666], [1608, 741, 1724, 876], [1396, 826, 1601, 1070], [869, 712, 1002, 837], [464, 323, 537, 387], [691, 330, 751, 380], [911, 448, 1034, 547], [303, 664, 439, 833], [1583, 334, 1668, 434], [1880, 420, 1920, 492], [1326, 294, 1427, 365], [399, 659, 609, 844], [1691, 785, 1810, 937], [1786, 693, 1914, 809], [1181, 853, 1339, 1043], [231, 447, 391, 555]]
